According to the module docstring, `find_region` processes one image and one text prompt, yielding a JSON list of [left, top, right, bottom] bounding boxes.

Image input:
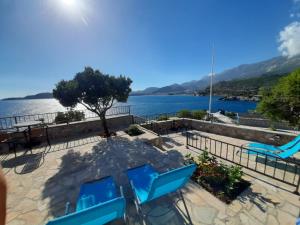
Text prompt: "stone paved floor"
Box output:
[[1, 130, 300, 225]]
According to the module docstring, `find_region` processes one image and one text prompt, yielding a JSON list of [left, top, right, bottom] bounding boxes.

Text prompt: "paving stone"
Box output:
[[25, 188, 40, 200], [227, 209, 238, 217], [250, 183, 267, 195], [37, 199, 49, 212], [191, 206, 218, 224], [15, 198, 37, 214], [264, 193, 282, 205], [217, 211, 228, 220], [229, 201, 242, 213], [277, 210, 297, 225], [5, 211, 19, 223], [18, 210, 46, 225], [278, 190, 300, 207], [214, 218, 226, 225], [267, 215, 279, 225], [239, 212, 263, 225], [267, 207, 278, 217], [280, 202, 300, 217], [249, 204, 267, 223], [147, 206, 185, 225], [6, 219, 26, 225], [225, 216, 241, 225]]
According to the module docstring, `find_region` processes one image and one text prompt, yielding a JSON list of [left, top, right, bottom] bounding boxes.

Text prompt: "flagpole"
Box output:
[[208, 44, 214, 114]]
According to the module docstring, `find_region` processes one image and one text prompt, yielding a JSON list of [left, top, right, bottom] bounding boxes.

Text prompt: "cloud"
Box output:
[[278, 21, 300, 57]]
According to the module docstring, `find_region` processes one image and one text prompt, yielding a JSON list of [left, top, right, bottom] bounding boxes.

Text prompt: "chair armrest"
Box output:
[[119, 186, 124, 197], [65, 202, 71, 215]]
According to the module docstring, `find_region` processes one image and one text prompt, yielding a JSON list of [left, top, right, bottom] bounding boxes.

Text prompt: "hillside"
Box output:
[[200, 73, 287, 96], [2, 92, 53, 101], [131, 54, 300, 95]]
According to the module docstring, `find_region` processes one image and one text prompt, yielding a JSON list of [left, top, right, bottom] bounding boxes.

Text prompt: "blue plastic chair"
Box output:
[[126, 163, 196, 220], [45, 176, 126, 225], [246, 135, 300, 152]]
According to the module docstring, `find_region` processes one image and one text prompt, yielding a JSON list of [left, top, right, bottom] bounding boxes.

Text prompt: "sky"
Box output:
[[0, 0, 300, 98]]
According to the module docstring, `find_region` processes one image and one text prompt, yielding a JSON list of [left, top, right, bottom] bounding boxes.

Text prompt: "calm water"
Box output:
[[0, 95, 257, 117]]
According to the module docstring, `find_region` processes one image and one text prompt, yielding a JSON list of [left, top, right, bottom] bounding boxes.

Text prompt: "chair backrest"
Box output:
[[146, 164, 196, 202], [46, 197, 125, 225], [279, 140, 300, 158], [280, 135, 300, 150]]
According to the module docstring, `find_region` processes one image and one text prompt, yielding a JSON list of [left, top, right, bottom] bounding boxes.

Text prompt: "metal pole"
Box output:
[[208, 44, 215, 114]]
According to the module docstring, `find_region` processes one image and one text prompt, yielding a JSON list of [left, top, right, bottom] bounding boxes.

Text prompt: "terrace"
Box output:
[[0, 109, 299, 225]]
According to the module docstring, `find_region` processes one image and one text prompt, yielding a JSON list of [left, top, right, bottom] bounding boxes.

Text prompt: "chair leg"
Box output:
[[123, 213, 128, 225], [178, 190, 193, 225], [133, 199, 146, 225], [46, 127, 51, 147], [8, 142, 17, 158]]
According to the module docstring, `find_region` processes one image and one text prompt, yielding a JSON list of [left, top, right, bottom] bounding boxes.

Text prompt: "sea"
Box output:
[[0, 95, 257, 117]]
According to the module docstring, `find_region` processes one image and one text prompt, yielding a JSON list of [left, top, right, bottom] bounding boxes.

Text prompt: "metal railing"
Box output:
[[0, 105, 131, 131], [186, 131, 300, 194]]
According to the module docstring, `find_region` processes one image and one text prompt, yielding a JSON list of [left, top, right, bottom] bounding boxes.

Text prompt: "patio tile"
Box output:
[[267, 215, 280, 225], [2, 131, 300, 225]]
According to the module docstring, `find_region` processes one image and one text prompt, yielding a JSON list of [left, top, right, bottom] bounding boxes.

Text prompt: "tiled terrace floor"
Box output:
[[1, 130, 300, 225]]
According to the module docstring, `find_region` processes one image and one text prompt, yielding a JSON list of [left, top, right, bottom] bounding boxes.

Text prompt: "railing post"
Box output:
[[295, 171, 300, 195], [186, 131, 189, 149]]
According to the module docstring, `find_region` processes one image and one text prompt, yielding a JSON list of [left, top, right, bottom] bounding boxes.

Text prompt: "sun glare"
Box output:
[[61, 0, 77, 8], [54, 0, 90, 26]]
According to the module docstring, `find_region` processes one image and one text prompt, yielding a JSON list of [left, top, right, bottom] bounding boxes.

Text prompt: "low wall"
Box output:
[[238, 117, 293, 130], [139, 118, 185, 135], [47, 115, 134, 140], [138, 117, 297, 145], [183, 119, 297, 145]]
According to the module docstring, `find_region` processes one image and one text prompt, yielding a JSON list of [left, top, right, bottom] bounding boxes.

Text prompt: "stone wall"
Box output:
[[183, 119, 297, 145], [139, 118, 185, 134], [238, 117, 293, 130], [139, 118, 297, 145], [47, 115, 134, 140]]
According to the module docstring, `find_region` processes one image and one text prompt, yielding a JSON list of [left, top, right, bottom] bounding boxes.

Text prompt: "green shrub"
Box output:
[[55, 110, 85, 124], [185, 150, 244, 195], [177, 109, 192, 118], [126, 125, 144, 136], [157, 115, 169, 121], [225, 165, 243, 194], [192, 110, 206, 120]]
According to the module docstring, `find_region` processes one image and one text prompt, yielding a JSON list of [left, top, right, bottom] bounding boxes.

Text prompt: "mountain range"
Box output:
[[2, 55, 300, 100], [131, 54, 300, 95], [2, 92, 53, 101]]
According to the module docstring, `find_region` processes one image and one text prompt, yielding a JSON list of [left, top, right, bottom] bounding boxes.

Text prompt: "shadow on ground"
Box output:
[[42, 135, 193, 224]]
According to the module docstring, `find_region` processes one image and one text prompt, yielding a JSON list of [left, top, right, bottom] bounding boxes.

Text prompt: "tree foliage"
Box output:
[[53, 67, 132, 136], [257, 68, 300, 127]]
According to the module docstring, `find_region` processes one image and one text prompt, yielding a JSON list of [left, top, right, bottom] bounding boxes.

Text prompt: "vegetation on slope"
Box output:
[[257, 68, 300, 128], [200, 73, 287, 96]]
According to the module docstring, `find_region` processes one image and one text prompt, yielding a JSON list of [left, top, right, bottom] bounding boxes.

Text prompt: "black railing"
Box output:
[[0, 105, 131, 131], [186, 131, 300, 194]]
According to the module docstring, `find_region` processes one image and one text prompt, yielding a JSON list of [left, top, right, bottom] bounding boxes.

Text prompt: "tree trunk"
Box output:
[[100, 114, 110, 137]]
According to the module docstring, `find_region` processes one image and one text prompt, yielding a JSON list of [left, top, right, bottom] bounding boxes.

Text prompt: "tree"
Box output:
[[257, 68, 300, 128], [53, 67, 132, 136]]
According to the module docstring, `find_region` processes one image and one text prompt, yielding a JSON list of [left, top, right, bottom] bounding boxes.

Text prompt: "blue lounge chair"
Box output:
[[46, 176, 126, 225], [126, 163, 196, 219], [245, 140, 300, 159], [246, 135, 300, 152]]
